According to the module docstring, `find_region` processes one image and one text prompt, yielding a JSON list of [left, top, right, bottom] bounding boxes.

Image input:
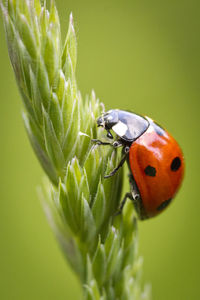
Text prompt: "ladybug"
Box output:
[[93, 109, 184, 219]]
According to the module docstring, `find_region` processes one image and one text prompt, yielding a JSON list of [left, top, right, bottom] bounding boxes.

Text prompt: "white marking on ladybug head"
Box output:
[[107, 115, 113, 121], [112, 121, 128, 136]]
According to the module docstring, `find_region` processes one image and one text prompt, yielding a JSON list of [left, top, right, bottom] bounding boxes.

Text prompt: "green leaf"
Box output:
[[61, 78, 74, 133], [43, 27, 60, 87], [103, 150, 123, 217], [80, 169, 90, 202], [43, 107, 65, 178], [49, 0, 60, 32], [16, 0, 31, 21], [84, 280, 101, 300], [39, 3, 49, 37], [92, 239, 106, 287], [23, 113, 57, 185], [84, 147, 105, 200], [18, 13, 37, 58], [71, 157, 82, 184], [86, 255, 94, 283], [63, 52, 74, 82], [64, 160, 80, 224], [4, 17, 22, 84], [105, 227, 120, 280], [48, 92, 64, 142], [84, 286, 95, 300], [33, 0, 41, 16], [80, 194, 96, 242], [112, 247, 124, 284], [7, 0, 16, 20], [62, 96, 80, 161], [92, 180, 105, 230], [17, 39, 32, 98], [29, 67, 43, 124], [56, 70, 66, 104], [59, 180, 78, 234], [62, 12, 77, 74], [36, 58, 51, 109]]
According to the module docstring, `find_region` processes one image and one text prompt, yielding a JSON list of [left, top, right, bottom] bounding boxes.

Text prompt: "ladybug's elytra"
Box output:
[[93, 109, 184, 220]]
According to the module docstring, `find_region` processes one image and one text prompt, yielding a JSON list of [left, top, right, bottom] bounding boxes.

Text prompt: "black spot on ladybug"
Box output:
[[152, 122, 165, 136], [144, 165, 156, 177], [171, 157, 181, 171], [157, 198, 172, 211]]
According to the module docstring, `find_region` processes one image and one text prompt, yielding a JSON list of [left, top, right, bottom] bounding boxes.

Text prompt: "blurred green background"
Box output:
[[0, 0, 199, 299]]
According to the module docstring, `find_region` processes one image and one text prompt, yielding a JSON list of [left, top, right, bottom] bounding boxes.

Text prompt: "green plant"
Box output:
[[1, 0, 151, 299]]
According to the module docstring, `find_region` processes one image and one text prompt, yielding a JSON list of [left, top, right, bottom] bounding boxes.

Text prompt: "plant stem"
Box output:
[[1, 0, 151, 299]]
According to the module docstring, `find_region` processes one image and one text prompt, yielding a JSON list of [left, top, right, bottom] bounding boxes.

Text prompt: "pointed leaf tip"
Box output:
[[70, 12, 73, 25]]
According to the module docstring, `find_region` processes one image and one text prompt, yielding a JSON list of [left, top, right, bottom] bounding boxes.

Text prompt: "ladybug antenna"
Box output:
[[100, 102, 105, 114]]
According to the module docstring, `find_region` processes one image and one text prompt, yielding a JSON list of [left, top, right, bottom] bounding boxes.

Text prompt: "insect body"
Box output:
[[95, 109, 184, 219]]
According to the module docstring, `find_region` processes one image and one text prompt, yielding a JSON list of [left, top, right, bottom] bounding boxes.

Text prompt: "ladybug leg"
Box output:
[[92, 139, 124, 148], [112, 140, 124, 148], [91, 139, 113, 146], [104, 145, 130, 178], [114, 192, 133, 215], [104, 153, 128, 178], [129, 174, 140, 201], [106, 130, 113, 139]]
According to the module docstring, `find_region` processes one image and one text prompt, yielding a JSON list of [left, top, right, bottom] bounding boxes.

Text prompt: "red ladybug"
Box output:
[[94, 109, 184, 219]]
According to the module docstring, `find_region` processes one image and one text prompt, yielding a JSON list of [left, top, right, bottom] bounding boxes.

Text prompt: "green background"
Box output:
[[0, 0, 199, 299]]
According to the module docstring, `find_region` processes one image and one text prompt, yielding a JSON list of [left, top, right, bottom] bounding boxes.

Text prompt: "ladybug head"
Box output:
[[97, 110, 119, 130]]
